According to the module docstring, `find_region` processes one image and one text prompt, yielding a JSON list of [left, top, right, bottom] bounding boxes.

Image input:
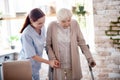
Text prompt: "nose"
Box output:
[[65, 22, 70, 27], [40, 23, 44, 27]]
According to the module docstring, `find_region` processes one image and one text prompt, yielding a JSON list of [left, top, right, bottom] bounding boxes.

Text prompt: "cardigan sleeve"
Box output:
[[75, 20, 94, 62], [46, 22, 56, 60]]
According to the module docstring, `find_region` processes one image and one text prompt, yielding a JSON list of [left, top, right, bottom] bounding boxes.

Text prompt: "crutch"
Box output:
[[82, 45, 95, 80], [87, 45, 95, 80], [88, 65, 94, 80]]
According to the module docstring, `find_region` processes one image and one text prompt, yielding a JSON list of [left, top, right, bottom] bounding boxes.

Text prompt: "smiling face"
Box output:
[[59, 17, 71, 28], [30, 16, 45, 30], [56, 8, 72, 28]]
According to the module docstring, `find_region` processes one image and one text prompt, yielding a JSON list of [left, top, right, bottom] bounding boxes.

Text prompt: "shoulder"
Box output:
[[71, 19, 78, 25], [48, 21, 58, 26], [22, 25, 33, 37], [70, 19, 79, 29], [48, 21, 58, 29], [22, 25, 31, 33]]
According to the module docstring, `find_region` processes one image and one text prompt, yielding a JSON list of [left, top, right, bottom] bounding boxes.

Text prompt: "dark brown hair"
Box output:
[[20, 8, 45, 33]]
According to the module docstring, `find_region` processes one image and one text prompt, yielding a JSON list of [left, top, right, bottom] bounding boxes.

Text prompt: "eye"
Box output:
[[61, 20, 66, 23], [38, 23, 42, 25], [68, 19, 71, 22]]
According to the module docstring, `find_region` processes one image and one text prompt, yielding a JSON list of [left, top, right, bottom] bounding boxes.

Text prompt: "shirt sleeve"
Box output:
[[46, 23, 57, 60], [21, 34, 36, 58]]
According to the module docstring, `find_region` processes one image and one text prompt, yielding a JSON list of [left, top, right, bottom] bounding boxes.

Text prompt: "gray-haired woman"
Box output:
[[46, 8, 96, 80]]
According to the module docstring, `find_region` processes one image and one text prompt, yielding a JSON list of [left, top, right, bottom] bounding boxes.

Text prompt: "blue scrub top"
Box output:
[[19, 24, 46, 75]]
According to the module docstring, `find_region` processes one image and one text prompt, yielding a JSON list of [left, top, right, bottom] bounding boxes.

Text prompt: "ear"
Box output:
[[30, 18, 34, 23]]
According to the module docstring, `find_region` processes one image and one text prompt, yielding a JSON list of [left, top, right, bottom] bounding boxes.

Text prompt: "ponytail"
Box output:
[[20, 8, 45, 33], [20, 15, 30, 33]]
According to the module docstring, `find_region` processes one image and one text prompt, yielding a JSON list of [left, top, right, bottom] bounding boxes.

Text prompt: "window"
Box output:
[[0, 0, 95, 53]]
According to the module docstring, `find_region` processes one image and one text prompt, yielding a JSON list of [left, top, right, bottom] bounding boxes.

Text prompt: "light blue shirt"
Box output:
[[19, 24, 46, 79]]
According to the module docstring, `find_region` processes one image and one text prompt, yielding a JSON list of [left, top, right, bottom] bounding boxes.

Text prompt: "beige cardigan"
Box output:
[[46, 19, 94, 80]]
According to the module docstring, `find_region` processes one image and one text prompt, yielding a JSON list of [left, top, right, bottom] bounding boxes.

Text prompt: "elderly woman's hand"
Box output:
[[49, 60, 60, 68], [88, 58, 96, 67], [89, 61, 96, 67]]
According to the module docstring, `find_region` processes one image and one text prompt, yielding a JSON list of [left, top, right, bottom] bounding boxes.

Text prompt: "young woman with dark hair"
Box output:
[[19, 8, 59, 80]]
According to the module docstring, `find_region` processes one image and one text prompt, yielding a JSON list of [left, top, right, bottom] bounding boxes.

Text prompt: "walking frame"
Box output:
[[46, 45, 95, 80], [86, 45, 95, 80]]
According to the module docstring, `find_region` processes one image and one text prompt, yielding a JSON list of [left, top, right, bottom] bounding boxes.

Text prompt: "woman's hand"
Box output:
[[88, 58, 96, 67], [49, 60, 60, 68], [89, 61, 96, 67]]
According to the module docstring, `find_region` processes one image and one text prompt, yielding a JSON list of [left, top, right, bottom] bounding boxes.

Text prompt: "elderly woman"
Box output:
[[46, 8, 96, 80]]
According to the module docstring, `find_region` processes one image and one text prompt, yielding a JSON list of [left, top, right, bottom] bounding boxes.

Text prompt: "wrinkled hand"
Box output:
[[49, 60, 60, 68], [89, 61, 96, 67]]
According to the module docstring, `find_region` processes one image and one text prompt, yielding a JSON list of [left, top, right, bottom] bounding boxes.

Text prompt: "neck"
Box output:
[[31, 25, 41, 35], [35, 28, 41, 35]]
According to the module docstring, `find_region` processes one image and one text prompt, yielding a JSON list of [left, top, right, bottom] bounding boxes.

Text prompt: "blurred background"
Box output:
[[0, 0, 120, 80]]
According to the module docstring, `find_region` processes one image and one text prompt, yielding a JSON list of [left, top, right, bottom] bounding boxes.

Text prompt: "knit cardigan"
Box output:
[[46, 19, 94, 80]]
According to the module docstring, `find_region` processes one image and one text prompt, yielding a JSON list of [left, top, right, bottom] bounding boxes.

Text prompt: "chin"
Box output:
[[38, 26, 42, 29]]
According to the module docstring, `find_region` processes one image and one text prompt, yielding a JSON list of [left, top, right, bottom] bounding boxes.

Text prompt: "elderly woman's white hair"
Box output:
[[56, 8, 72, 21]]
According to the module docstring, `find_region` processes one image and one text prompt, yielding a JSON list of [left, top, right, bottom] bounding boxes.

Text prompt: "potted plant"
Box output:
[[73, 5, 87, 16], [8, 35, 19, 49], [72, 4, 88, 27]]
